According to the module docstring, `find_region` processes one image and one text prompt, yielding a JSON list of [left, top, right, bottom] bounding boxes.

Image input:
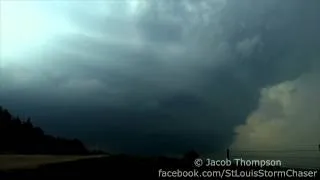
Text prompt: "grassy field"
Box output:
[[0, 155, 107, 171]]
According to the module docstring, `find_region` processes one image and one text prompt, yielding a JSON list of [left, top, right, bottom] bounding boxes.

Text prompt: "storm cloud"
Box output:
[[0, 0, 319, 157], [231, 72, 320, 168]]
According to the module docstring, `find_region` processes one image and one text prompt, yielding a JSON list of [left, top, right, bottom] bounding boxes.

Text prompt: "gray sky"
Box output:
[[0, 0, 319, 157]]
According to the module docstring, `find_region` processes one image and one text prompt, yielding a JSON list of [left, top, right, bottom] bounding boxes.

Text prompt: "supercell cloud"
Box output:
[[231, 72, 320, 168], [0, 0, 319, 161]]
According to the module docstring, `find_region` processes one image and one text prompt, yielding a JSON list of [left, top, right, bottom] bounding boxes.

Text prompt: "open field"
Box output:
[[0, 155, 107, 171], [0, 155, 319, 179]]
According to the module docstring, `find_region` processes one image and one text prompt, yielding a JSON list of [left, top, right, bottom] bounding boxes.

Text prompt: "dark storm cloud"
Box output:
[[1, 0, 319, 155]]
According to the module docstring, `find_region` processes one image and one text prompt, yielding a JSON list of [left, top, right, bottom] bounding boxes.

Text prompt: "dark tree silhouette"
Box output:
[[0, 106, 88, 155]]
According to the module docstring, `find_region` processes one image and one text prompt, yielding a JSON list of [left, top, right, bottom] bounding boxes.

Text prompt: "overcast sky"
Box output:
[[0, 0, 319, 160]]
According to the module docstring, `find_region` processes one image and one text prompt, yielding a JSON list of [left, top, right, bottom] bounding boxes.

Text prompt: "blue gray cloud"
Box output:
[[0, 0, 319, 156]]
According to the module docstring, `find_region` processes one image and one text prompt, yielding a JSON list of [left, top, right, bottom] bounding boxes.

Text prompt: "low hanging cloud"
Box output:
[[236, 35, 262, 58], [231, 72, 320, 168], [1, 0, 320, 155]]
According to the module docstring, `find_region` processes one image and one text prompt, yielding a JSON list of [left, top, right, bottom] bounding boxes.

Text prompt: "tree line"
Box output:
[[0, 106, 89, 155]]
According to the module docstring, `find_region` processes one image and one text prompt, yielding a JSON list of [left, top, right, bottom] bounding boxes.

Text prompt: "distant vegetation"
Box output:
[[0, 106, 88, 155]]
